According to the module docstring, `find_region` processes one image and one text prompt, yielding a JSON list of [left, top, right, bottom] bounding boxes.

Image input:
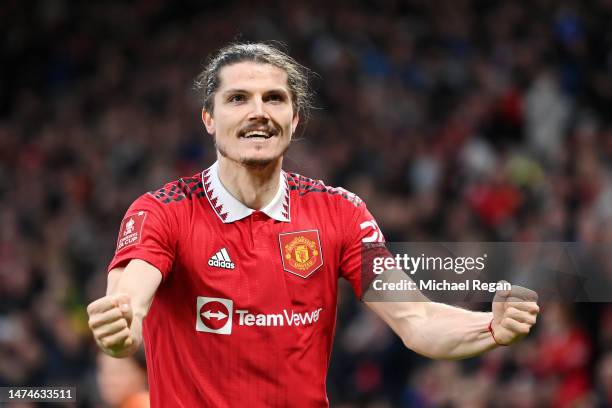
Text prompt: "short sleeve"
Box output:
[[339, 200, 391, 300], [108, 193, 177, 279]]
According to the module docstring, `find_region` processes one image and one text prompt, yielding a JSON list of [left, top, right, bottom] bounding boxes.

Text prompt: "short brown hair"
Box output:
[[194, 42, 313, 119]]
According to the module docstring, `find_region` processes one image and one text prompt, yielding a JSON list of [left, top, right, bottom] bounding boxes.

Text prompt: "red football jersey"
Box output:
[[108, 162, 386, 407]]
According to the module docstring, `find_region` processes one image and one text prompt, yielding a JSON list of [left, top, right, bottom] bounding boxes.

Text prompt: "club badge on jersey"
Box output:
[[278, 230, 323, 278]]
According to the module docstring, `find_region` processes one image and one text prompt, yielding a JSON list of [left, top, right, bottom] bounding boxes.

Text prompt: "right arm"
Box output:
[[90, 188, 177, 357], [87, 259, 162, 358]]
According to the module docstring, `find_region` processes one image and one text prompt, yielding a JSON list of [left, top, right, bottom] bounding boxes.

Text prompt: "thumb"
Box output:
[[114, 293, 133, 327], [492, 281, 510, 323]]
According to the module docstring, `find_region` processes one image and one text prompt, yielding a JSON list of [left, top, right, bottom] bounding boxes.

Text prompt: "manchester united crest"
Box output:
[[278, 230, 323, 278]]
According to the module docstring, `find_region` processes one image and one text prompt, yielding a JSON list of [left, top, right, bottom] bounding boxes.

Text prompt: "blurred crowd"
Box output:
[[1, 0, 612, 406]]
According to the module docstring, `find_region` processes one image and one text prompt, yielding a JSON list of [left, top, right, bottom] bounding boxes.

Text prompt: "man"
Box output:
[[87, 43, 539, 407]]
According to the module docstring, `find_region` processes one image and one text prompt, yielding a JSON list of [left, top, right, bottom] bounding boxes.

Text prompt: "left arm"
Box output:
[[337, 198, 539, 360], [365, 274, 539, 360], [366, 300, 496, 360]]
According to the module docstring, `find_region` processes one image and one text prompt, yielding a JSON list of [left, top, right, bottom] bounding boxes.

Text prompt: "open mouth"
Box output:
[[239, 129, 277, 140]]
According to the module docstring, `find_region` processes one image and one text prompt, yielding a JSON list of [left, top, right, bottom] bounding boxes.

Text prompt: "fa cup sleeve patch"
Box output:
[[116, 211, 147, 253]]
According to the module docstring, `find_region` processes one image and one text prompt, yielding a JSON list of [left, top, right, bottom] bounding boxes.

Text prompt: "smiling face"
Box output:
[[202, 62, 299, 168]]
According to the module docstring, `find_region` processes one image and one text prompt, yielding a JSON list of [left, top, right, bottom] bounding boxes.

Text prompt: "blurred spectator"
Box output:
[[96, 351, 149, 408], [532, 303, 592, 407], [596, 352, 612, 407]]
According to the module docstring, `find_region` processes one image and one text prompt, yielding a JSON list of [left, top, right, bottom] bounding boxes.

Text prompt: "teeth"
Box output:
[[244, 131, 270, 138]]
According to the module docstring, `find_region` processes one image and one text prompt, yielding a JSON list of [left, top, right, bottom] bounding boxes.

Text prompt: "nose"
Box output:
[[247, 97, 270, 121]]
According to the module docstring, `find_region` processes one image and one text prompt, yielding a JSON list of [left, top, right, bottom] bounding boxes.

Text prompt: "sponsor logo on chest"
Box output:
[[196, 296, 323, 335], [236, 308, 323, 327]]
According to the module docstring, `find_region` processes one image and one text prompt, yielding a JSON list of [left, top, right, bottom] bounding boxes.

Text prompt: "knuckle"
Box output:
[[98, 325, 111, 337], [515, 309, 528, 318], [106, 331, 124, 345], [98, 326, 111, 337], [516, 313, 529, 324], [114, 331, 128, 343], [97, 325, 112, 338], [106, 309, 119, 321], [115, 328, 128, 340], [89, 317, 100, 329]]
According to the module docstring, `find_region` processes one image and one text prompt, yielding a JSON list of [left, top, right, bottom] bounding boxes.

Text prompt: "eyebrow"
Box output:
[[221, 88, 290, 96]]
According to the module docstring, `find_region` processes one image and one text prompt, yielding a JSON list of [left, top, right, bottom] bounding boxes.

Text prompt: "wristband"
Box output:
[[488, 318, 507, 346]]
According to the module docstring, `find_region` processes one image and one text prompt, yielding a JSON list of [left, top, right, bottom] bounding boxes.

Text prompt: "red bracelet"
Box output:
[[488, 318, 507, 346]]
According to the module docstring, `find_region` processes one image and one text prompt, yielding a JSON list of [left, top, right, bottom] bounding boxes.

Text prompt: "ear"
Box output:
[[202, 108, 215, 135], [291, 112, 300, 136]]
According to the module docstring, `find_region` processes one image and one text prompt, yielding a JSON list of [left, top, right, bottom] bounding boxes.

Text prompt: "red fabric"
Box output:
[[533, 329, 591, 408], [499, 87, 523, 126], [108, 171, 386, 407], [468, 183, 522, 226]]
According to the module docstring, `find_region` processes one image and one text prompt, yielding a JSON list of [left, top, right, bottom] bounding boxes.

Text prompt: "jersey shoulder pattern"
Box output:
[[286, 172, 363, 208], [148, 174, 206, 205]]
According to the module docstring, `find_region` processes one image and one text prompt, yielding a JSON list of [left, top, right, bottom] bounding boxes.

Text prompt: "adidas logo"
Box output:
[[208, 248, 235, 269]]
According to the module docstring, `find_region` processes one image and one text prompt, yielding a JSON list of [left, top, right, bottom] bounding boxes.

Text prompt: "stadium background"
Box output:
[[1, 0, 612, 406]]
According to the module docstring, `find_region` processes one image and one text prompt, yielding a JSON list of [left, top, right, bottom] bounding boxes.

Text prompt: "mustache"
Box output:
[[238, 123, 279, 137]]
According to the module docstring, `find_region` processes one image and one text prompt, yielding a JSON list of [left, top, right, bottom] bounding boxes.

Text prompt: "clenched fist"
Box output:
[[87, 293, 137, 357], [491, 283, 540, 346]]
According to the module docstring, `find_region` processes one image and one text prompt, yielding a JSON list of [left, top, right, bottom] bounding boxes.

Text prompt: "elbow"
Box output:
[[398, 332, 436, 360]]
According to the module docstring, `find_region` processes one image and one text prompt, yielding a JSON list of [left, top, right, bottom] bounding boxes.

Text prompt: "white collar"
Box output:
[[202, 161, 291, 223]]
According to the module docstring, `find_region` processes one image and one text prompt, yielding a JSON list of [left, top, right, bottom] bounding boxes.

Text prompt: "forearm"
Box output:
[[100, 259, 161, 357], [115, 260, 158, 321], [367, 301, 497, 360], [408, 302, 497, 359]]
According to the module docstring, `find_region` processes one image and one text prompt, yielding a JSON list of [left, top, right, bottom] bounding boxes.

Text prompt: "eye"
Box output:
[[265, 93, 286, 103], [228, 94, 245, 103]]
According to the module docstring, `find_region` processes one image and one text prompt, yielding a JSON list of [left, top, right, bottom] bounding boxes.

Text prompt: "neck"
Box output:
[[217, 156, 282, 210]]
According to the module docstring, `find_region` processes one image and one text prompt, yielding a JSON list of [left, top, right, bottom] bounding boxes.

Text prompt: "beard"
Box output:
[[216, 139, 290, 169]]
